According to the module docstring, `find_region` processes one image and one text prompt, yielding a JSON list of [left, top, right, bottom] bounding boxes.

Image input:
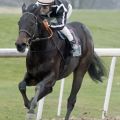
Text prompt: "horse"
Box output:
[[15, 4, 106, 120]]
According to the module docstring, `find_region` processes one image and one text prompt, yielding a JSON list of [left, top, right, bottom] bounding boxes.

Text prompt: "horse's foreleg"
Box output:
[[18, 73, 31, 109], [19, 80, 30, 109], [65, 62, 89, 120], [28, 72, 55, 113]]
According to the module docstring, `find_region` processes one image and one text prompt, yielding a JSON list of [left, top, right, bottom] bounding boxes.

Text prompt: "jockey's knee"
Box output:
[[60, 26, 73, 41]]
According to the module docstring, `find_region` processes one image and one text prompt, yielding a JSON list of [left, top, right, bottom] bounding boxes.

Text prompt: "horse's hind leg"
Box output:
[[18, 73, 31, 109], [65, 60, 90, 120]]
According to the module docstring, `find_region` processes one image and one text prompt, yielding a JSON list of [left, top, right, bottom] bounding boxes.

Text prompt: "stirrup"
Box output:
[[71, 44, 81, 57], [70, 40, 76, 50], [70, 40, 76, 45]]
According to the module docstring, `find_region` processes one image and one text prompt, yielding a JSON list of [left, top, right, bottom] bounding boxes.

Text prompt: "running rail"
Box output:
[[0, 48, 120, 119]]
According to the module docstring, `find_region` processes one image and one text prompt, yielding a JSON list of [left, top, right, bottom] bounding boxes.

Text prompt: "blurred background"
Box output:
[[0, 0, 120, 9]]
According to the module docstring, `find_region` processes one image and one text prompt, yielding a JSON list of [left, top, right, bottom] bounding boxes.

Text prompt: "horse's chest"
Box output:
[[28, 60, 54, 77]]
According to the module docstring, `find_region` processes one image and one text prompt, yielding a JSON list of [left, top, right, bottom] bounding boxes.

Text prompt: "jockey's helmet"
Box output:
[[37, 0, 54, 5], [37, 0, 54, 15]]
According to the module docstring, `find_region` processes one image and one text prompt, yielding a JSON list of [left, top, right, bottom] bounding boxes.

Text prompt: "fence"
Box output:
[[0, 48, 120, 119]]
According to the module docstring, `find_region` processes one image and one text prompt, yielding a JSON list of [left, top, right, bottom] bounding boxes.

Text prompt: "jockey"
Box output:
[[35, 0, 79, 55]]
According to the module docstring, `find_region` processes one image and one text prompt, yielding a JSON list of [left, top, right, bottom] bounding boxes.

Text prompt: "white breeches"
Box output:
[[60, 4, 73, 41], [60, 26, 73, 41]]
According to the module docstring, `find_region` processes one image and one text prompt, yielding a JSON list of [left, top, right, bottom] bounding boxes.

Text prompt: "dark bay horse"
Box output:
[[15, 4, 106, 120]]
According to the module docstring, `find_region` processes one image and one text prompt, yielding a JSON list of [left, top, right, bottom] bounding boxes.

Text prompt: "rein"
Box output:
[[31, 20, 53, 42], [19, 12, 38, 42]]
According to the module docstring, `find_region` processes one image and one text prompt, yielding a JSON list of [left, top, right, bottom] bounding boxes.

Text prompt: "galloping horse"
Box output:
[[15, 4, 106, 120]]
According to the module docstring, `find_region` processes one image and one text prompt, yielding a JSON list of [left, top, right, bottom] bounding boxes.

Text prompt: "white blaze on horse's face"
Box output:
[[40, 5, 51, 15]]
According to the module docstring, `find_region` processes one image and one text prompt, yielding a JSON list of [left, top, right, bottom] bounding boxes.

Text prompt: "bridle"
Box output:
[[19, 12, 38, 38], [19, 12, 53, 45], [18, 12, 65, 62], [31, 20, 53, 42]]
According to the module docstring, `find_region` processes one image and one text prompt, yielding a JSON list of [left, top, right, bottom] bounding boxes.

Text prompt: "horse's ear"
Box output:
[[34, 5, 41, 16], [22, 3, 27, 13]]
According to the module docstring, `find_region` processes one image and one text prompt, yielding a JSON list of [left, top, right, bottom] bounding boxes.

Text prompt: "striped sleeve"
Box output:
[[50, 4, 67, 30]]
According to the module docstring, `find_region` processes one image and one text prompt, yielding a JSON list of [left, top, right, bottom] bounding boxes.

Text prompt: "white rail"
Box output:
[[0, 48, 27, 57], [0, 48, 120, 57], [0, 48, 120, 120], [102, 57, 117, 119]]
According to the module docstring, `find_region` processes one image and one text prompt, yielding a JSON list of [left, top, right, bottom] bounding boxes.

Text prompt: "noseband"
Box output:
[[19, 12, 38, 38]]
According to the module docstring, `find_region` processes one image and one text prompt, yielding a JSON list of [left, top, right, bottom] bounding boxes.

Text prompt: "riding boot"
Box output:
[[70, 40, 81, 56], [70, 40, 76, 50], [60, 26, 81, 56]]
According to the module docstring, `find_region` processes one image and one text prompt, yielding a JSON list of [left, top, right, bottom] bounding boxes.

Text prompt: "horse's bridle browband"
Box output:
[[19, 12, 53, 44], [19, 29, 32, 37]]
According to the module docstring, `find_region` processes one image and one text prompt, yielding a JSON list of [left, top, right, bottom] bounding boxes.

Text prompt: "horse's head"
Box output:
[[15, 4, 40, 52]]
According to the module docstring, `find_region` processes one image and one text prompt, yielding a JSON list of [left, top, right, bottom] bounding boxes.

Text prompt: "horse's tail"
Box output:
[[88, 52, 106, 82]]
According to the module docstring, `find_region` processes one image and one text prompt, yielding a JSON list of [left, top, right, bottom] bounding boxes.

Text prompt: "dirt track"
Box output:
[[0, 7, 21, 14]]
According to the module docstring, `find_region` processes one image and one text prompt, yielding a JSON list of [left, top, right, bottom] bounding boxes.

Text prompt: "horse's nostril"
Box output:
[[15, 42, 17, 46], [15, 42, 20, 47], [15, 43, 17, 46], [22, 43, 26, 46], [15, 43, 22, 50], [15, 42, 26, 53], [16, 43, 21, 48]]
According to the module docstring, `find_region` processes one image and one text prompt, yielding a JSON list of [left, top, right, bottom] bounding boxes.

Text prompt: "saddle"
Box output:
[[57, 28, 81, 57]]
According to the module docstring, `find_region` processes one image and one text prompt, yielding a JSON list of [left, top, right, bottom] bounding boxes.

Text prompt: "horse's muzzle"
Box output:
[[15, 43, 26, 53]]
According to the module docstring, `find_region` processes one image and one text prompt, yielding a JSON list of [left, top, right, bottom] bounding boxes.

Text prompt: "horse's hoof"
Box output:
[[24, 100, 31, 109], [28, 109, 35, 114], [26, 112, 36, 120], [24, 103, 30, 109]]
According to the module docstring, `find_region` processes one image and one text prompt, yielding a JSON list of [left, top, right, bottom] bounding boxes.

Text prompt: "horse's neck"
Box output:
[[38, 23, 50, 37], [30, 23, 50, 49], [30, 40, 49, 51]]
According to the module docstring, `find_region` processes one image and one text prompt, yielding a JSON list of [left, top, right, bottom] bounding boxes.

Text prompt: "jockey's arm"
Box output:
[[50, 6, 67, 30]]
